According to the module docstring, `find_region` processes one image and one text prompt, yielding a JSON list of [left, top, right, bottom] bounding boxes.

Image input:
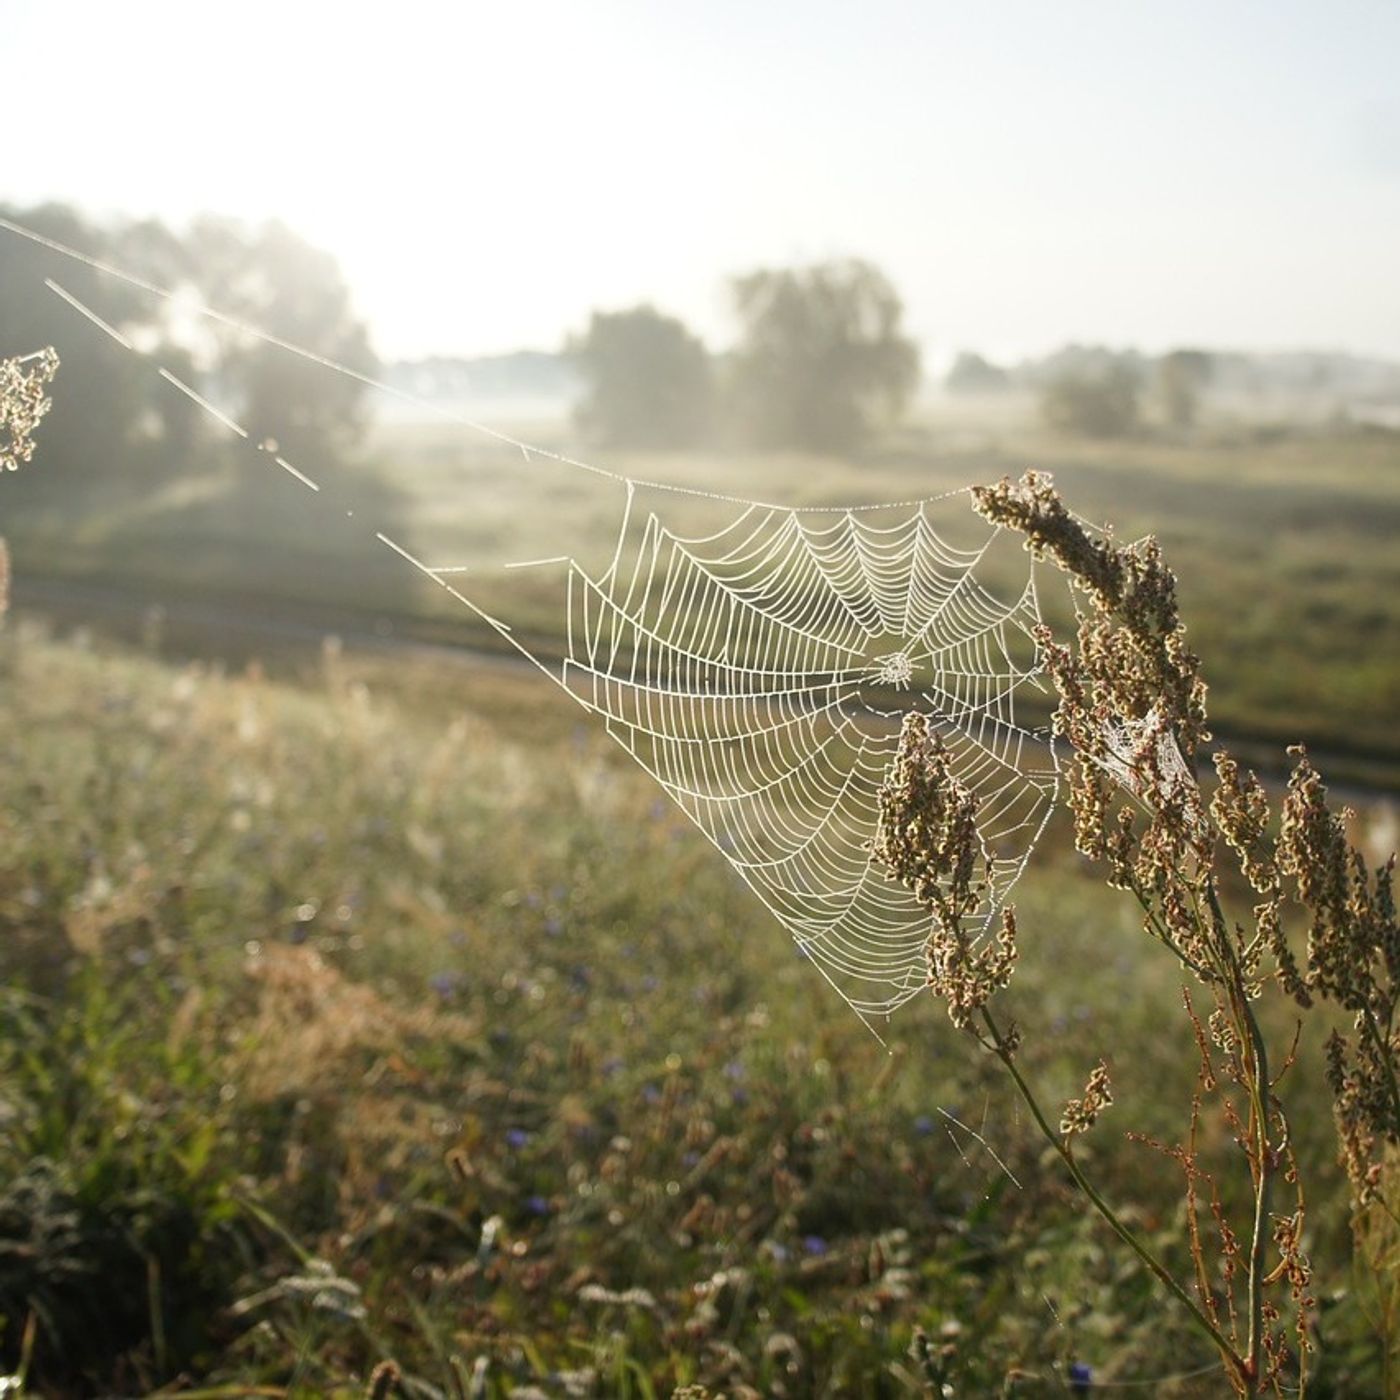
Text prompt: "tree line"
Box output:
[[947, 345, 1216, 436], [568, 260, 920, 453]]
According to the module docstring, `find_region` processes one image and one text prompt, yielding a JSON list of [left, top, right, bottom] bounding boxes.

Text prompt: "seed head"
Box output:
[[1061, 1060, 1114, 1138], [871, 713, 1019, 1029], [0, 348, 59, 474]]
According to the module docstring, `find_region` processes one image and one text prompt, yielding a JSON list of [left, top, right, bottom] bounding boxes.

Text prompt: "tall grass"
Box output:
[[0, 622, 1392, 1395]]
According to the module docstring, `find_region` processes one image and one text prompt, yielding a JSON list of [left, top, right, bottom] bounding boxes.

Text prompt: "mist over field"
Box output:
[[3, 3, 1400, 1396]]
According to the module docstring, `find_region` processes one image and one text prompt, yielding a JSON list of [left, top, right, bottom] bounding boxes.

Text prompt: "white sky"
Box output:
[[6, 0, 1400, 363]]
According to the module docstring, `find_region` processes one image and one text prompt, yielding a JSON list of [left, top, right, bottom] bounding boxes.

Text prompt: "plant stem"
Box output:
[[1362, 1005, 1400, 1134], [978, 1006, 1252, 1392], [1207, 876, 1274, 1387]]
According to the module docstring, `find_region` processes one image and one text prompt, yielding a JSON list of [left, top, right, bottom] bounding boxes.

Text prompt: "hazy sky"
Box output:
[[6, 0, 1400, 363]]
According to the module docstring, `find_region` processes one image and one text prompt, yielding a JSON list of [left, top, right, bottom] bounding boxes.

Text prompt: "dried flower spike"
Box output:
[[1061, 1060, 1114, 1138], [0, 347, 60, 473], [870, 713, 1018, 1029]]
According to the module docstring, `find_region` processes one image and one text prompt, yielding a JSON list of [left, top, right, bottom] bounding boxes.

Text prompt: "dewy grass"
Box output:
[[870, 471, 1399, 1397]]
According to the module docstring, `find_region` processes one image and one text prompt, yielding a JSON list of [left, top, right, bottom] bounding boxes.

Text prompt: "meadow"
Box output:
[[0, 609, 1395, 1396], [2, 401, 1399, 1396], [9, 399, 1400, 783]]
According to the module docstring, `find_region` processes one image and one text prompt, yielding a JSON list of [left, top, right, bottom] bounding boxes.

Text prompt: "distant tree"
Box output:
[[186, 217, 377, 475], [0, 206, 377, 496], [1041, 361, 1141, 438], [1156, 349, 1214, 428], [945, 350, 1010, 393], [569, 305, 713, 447], [727, 259, 920, 452]]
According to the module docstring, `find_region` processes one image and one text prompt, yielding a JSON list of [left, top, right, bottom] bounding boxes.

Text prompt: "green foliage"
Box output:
[[0, 977, 254, 1391], [0, 632, 1390, 1394], [728, 260, 920, 452], [570, 305, 714, 448]]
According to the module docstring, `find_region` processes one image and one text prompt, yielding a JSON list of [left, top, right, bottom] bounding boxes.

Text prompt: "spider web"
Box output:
[[545, 488, 1059, 1020], [4, 217, 1061, 1031]]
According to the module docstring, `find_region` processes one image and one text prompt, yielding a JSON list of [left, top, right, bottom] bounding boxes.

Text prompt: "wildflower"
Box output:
[[505, 1128, 530, 1149], [801, 1234, 828, 1256], [526, 1194, 551, 1216], [1069, 1361, 1093, 1394]]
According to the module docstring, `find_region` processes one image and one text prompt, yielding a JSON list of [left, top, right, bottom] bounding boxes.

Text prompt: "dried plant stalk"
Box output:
[[871, 473, 1395, 1395]]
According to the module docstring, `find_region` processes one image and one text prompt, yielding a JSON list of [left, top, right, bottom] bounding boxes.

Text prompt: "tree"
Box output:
[[0, 206, 378, 496], [186, 217, 377, 475], [1041, 360, 1141, 438], [569, 305, 713, 447], [727, 259, 920, 452], [1156, 349, 1214, 428], [945, 350, 1010, 393]]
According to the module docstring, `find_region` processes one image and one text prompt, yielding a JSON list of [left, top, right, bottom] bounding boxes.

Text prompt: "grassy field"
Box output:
[[1, 618, 1395, 1396], [4, 394, 1399, 1394], [7, 404, 1400, 784]]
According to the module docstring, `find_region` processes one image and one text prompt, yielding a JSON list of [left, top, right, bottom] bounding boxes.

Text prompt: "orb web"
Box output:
[[4, 218, 1061, 1031], [552, 488, 1060, 1020]]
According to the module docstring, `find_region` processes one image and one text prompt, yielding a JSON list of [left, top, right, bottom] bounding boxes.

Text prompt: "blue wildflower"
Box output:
[[505, 1128, 530, 1150], [526, 1195, 550, 1216], [802, 1234, 828, 1256], [914, 1114, 934, 1135], [1069, 1361, 1092, 1393]]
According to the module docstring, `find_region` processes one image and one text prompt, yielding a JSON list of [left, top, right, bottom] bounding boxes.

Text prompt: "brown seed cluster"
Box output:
[[869, 712, 1017, 1030], [1279, 750, 1399, 1198], [0, 347, 59, 474], [974, 473, 1215, 974], [973, 470, 1208, 761], [1060, 1060, 1114, 1138], [978, 471, 1398, 1210]]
